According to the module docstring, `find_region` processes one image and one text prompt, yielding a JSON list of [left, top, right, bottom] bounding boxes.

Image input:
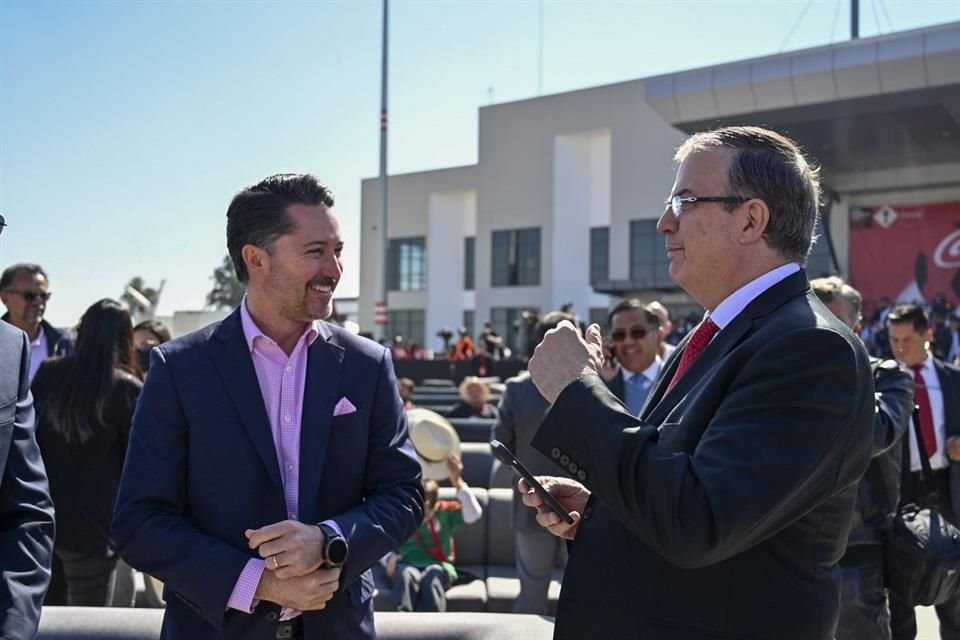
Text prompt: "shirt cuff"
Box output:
[[227, 558, 265, 613], [319, 518, 343, 540]]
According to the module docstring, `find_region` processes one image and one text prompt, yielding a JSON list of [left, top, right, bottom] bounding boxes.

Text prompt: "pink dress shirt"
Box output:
[[227, 298, 341, 618]]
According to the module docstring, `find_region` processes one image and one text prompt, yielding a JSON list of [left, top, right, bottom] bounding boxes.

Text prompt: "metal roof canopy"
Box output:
[[645, 21, 960, 179]]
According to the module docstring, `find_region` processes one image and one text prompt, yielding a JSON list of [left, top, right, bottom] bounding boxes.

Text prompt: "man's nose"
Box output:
[[657, 207, 676, 234]]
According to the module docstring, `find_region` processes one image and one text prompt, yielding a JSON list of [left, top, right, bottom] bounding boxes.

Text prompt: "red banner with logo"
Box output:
[[849, 201, 960, 313]]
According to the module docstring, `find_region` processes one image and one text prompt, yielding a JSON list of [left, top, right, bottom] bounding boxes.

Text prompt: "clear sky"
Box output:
[[1, 0, 957, 327]]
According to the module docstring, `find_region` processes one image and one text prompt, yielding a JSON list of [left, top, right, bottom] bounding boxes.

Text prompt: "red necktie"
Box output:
[[666, 319, 719, 394], [910, 364, 938, 458]]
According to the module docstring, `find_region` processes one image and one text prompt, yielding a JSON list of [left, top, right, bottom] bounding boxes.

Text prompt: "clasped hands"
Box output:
[[246, 520, 340, 611]]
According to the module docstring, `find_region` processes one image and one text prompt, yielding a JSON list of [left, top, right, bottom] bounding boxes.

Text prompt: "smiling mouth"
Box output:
[[309, 278, 337, 294]]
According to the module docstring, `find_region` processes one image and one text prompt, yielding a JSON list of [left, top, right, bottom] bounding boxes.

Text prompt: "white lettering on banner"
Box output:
[[935, 229, 960, 269]]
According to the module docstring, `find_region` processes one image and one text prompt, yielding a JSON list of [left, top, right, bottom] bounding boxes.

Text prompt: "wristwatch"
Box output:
[[318, 523, 349, 568]]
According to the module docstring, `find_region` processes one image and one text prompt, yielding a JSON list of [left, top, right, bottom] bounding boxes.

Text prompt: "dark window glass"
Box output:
[[492, 228, 540, 287], [386, 309, 425, 347], [590, 226, 609, 285], [387, 237, 426, 291], [629, 220, 671, 286], [464, 237, 475, 290]]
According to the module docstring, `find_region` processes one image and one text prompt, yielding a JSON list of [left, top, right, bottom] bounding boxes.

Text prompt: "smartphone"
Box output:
[[490, 439, 575, 525]]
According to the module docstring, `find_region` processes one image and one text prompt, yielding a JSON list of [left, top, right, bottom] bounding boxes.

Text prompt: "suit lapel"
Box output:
[[210, 309, 283, 493], [643, 269, 810, 425], [298, 323, 345, 524]]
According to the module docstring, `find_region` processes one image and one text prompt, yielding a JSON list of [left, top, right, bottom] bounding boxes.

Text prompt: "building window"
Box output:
[[492, 228, 541, 287], [590, 226, 609, 285], [629, 220, 671, 286], [490, 306, 539, 358], [464, 237, 475, 290], [386, 309, 425, 348], [589, 307, 609, 333], [387, 237, 426, 291], [463, 310, 474, 338]]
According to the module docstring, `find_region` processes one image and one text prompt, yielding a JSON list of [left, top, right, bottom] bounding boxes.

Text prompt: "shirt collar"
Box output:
[[622, 356, 662, 384], [707, 263, 801, 330], [240, 295, 320, 354], [30, 325, 46, 349]]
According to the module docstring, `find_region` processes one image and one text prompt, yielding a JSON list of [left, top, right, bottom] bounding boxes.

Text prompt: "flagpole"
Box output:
[[377, 0, 390, 340]]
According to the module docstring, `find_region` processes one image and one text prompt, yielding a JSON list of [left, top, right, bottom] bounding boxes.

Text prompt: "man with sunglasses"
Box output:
[[0, 216, 56, 638], [521, 126, 874, 640], [604, 299, 663, 416], [0, 264, 71, 381]]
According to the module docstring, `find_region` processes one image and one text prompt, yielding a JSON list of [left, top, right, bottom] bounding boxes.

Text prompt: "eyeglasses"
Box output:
[[610, 326, 652, 342], [667, 195, 749, 217], [6, 290, 52, 303]]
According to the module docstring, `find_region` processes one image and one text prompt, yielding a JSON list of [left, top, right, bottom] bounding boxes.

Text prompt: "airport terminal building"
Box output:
[[359, 21, 960, 356]]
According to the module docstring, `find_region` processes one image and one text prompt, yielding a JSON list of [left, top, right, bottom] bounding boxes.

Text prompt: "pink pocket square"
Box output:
[[333, 397, 357, 416]]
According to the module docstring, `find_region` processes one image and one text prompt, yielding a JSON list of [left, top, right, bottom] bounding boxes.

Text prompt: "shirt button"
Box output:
[[285, 365, 293, 373], [283, 415, 292, 423], [287, 464, 293, 471]]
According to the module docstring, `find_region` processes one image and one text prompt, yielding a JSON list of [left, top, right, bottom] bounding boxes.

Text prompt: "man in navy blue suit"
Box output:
[[0, 214, 55, 639], [113, 175, 424, 639]]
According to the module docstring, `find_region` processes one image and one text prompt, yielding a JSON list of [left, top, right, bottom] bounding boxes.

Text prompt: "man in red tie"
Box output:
[[520, 126, 875, 640], [886, 304, 960, 640]]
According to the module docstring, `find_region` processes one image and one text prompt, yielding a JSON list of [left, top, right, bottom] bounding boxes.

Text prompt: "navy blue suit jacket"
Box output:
[[0, 321, 55, 638], [112, 309, 424, 639]]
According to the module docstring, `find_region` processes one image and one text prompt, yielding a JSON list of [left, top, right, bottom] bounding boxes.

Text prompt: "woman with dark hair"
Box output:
[[132, 319, 172, 375], [32, 299, 142, 606]]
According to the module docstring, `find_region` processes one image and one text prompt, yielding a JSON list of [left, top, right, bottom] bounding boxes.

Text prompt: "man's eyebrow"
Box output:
[[670, 188, 692, 199], [303, 240, 344, 248]]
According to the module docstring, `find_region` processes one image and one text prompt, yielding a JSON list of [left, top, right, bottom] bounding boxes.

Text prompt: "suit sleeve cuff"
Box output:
[[227, 558, 265, 613]]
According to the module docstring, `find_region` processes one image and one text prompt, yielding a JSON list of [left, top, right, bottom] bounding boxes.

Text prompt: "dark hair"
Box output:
[[887, 304, 929, 333], [41, 299, 138, 443], [607, 299, 661, 329], [132, 319, 172, 344], [675, 126, 822, 264], [226, 174, 335, 283], [534, 311, 577, 345], [0, 263, 47, 291]]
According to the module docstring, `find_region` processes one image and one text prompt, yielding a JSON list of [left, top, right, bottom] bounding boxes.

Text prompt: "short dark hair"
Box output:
[[133, 319, 172, 344], [887, 304, 929, 333], [226, 174, 335, 283], [534, 311, 577, 345], [675, 126, 822, 264], [0, 263, 48, 291], [608, 299, 661, 330]]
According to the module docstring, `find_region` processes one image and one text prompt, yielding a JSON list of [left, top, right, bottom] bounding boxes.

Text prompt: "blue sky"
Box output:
[[1, 0, 958, 327]]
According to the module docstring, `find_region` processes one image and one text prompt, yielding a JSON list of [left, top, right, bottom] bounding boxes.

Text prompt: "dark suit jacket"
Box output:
[[0, 316, 71, 358], [112, 309, 424, 640], [532, 270, 875, 640], [932, 359, 960, 519], [0, 321, 55, 638], [493, 372, 558, 530]]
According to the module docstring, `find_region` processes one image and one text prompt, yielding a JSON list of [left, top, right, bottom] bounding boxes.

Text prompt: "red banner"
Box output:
[[849, 201, 960, 314]]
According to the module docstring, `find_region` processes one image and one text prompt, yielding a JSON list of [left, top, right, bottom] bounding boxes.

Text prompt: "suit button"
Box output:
[[577, 470, 587, 482], [583, 506, 593, 520], [265, 612, 278, 622], [560, 454, 570, 466], [551, 448, 561, 459], [568, 462, 578, 474]]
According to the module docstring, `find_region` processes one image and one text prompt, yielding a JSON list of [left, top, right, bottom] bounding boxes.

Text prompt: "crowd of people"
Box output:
[[0, 126, 956, 640]]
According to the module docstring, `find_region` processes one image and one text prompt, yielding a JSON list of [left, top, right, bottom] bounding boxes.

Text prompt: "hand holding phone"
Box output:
[[490, 439, 575, 525]]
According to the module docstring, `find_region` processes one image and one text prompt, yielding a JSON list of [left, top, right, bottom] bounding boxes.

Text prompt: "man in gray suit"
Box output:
[[492, 310, 575, 614], [0, 215, 56, 638]]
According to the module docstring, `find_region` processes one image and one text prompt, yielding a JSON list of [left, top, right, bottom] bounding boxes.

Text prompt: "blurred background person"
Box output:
[[398, 377, 416, 411], [493, 310, 575, 614], [32, 299, 142, 606], [448, 376, 498, 419], [0, 263, 72, 381], [451, 327, 474, 361], [132, 319, 172, 376], [645, 300, 677, 361], [604, 300, 663, 416]]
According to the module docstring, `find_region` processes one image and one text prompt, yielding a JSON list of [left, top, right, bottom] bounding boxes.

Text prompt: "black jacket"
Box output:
[[845, 358, 914, 547], [532, 270, 874, 640], [0, 315, 72, 358]]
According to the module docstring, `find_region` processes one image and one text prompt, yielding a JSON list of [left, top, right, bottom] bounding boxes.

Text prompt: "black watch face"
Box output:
[[328, 538, 348, 565]]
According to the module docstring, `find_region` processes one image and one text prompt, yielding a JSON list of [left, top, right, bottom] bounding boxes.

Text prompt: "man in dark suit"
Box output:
[[522, 127, 874, 639], [886, 304, 960, 640], [113, 175, 424, 640], [603, 300, 664, 417], [0, 264, 72, 381], [492, 310, 575, 614], [0, 217, 56, 638]]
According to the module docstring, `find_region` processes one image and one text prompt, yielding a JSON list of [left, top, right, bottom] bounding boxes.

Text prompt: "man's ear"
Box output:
[[241, 244, 268, 280], [740, 199, 770, 244]]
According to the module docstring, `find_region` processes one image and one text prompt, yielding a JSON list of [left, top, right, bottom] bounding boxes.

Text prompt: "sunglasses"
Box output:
[[610, 326, 652, 342], [7, 290, 52, 303]]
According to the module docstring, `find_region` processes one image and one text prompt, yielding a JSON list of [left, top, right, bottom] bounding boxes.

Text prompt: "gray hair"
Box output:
[[675, 126, 822, 265], [810, 276, 862, 328]]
